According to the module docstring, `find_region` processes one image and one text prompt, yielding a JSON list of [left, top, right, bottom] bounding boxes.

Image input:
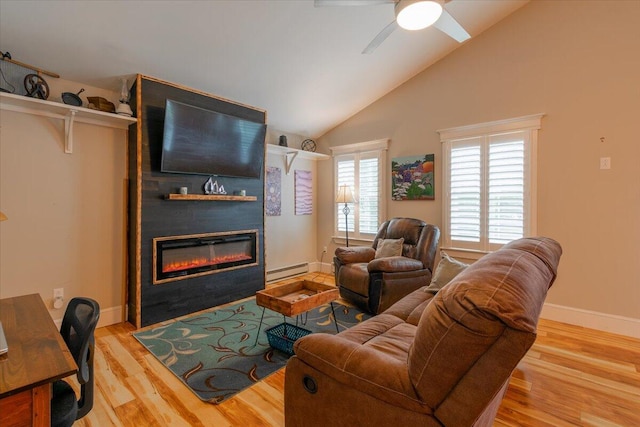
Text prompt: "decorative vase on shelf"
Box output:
[[116, 77, 133, 116]]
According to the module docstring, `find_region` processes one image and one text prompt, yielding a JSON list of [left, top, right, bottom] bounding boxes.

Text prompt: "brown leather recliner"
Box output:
[[286, 237, 563, 427], [333, 217, 440, 314]]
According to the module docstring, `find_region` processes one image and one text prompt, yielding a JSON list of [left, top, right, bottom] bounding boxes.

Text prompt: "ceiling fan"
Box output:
[[315, 0, 471, 54]]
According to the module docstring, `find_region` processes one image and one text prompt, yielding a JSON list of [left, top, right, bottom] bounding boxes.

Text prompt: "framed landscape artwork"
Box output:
[[392, 154, 434, 201]]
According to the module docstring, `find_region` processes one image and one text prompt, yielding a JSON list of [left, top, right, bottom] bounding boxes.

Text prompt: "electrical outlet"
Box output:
[[323, 246, 327, 253], [53, 288, 64, 309], [600, 157, 611, 170]]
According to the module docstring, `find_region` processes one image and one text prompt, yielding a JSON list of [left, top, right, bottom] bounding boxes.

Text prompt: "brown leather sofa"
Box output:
[[334, 217, 440, 314], [286, 237, 562, 427]]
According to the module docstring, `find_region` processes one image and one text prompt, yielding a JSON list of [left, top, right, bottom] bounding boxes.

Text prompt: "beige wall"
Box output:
[[317, 1, 640, 325], [0, 80, 127, 324]]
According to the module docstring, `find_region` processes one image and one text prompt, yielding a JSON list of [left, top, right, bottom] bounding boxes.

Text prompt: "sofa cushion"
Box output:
[[339, 314, 416, 362], [375, 238, 404, 258], [425, 252, 469, 293], [383, 287, 435, 325]]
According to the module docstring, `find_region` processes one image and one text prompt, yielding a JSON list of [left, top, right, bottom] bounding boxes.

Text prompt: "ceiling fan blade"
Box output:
[[314, 0, 393, 6], [362, 20, 399, 54], [433, 9, 470, 43]]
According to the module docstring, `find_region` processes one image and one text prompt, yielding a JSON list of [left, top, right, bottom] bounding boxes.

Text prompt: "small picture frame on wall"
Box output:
[[392, 154, 434, 201]]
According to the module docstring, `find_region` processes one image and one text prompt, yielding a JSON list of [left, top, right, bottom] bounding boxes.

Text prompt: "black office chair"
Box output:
[[51, 297, 100, 427]]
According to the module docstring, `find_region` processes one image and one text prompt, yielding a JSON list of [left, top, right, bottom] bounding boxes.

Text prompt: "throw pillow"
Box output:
[[375, 238, 404, 258], [425, 252, 469, 293]]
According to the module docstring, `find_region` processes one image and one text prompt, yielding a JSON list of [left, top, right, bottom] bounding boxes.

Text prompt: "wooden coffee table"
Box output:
[[254, 280, 340, 348]]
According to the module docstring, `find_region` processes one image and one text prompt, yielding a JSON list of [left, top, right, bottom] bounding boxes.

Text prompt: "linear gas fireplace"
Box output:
[[153, 230, 259, 284]]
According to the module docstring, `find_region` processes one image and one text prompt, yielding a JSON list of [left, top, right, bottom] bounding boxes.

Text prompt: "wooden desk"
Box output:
[[0, 294, 77, 427]]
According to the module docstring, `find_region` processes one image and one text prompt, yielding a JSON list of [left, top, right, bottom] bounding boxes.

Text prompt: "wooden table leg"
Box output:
[[32, 383, 51, 427], [253, 307, 266, 346], [330, 302, 339, 333]]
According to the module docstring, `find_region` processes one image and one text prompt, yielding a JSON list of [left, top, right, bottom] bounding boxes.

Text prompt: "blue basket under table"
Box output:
[[265, 322, 311, 355]]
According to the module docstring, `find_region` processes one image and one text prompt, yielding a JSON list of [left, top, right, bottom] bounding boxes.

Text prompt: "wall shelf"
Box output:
[[0, 92, 137, 154], [165, 194, 257, 202], [266, 144, 329, 175]]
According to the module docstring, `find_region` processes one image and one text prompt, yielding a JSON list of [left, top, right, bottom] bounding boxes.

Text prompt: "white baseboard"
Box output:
[[309, 261, 333, 275], [541, 303, 640, 339], [97, 305, 124, 328], [266, 263, 309, 282], [53, 305, 124, 329]]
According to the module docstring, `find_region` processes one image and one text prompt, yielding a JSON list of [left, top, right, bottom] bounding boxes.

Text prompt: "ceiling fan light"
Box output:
[[396, 0, 443, 31]]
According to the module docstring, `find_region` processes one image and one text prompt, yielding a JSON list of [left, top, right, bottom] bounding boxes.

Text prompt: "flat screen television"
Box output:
[[161, 99, 266, 178]]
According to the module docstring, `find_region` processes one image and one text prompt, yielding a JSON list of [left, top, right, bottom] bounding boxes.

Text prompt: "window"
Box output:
[[439, 115, 543, 254], [330, 139, 389, 243]]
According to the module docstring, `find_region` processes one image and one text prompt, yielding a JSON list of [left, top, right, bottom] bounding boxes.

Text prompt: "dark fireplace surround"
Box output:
[[128, 76, 266, 328]]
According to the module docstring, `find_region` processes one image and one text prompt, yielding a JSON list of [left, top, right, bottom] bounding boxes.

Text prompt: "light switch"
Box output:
[[600, 157, 611, 170]]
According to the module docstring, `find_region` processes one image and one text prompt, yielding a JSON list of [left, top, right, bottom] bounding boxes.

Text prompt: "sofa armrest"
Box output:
[[368, 256, 424, 273], [335, 246, 376, 264], [292, 332, 425, 411]]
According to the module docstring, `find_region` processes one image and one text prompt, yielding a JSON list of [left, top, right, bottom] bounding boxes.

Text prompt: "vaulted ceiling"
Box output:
[[0, 0, 528, 137]]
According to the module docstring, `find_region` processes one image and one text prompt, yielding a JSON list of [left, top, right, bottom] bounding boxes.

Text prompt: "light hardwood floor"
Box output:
[[75, 274, 640, 426]]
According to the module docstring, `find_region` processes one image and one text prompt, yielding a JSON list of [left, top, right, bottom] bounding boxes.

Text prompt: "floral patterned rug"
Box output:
[[133, 297, 370, 404]]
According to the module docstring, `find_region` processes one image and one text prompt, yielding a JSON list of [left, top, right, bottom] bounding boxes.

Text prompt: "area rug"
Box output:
[[133, 297, 370, 404]]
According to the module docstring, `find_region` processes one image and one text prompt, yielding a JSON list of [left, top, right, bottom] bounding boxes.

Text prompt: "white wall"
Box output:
[[316, 1, 640, 336]]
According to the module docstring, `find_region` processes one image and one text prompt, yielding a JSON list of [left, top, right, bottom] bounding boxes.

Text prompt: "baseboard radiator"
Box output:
[[266, 263, 309, 282]]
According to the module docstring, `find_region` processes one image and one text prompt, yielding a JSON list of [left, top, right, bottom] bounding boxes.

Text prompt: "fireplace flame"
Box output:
[[163, 254, 252, 273]]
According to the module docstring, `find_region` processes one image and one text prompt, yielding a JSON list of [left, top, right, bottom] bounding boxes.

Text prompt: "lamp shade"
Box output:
[[0, 211, 7, 221], [395, 0, 443, 31], [335, 185, 355, 204]]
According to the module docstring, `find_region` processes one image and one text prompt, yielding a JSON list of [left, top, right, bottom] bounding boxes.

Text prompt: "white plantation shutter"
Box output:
[[358, 154, 379, 234], [441, 115, 541, 253], [336, 157, 355, 233], [450, 140, 482, 243], [488, 133, 526, 245], [332, 139, 389, 242]]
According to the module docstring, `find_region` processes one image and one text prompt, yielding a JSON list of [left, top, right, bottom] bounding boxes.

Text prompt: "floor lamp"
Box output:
[[336, 185, 355, 247]]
